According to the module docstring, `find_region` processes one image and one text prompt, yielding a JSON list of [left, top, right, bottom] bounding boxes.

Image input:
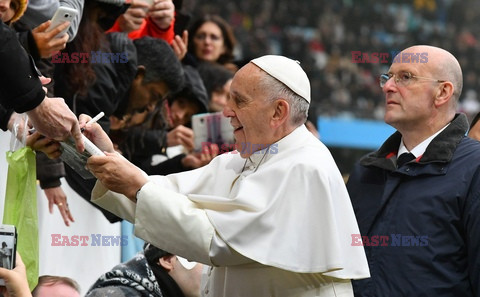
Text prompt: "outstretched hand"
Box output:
[[87, 152, 148, 202], [44, 187, 75, 227], [27, 77, 84, 152]]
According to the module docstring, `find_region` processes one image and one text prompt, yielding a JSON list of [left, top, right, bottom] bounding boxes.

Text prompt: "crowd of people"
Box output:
[[1, 0, 480, 296], [190, 0, 480, 121]]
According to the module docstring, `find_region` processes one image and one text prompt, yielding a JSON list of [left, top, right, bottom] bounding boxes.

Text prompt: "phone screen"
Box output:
[[0, 225, 16, 271]]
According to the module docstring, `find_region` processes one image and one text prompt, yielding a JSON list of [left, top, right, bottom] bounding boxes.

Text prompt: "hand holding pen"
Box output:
[[78, 113, 115, 154], [81, 112, 104, 132]]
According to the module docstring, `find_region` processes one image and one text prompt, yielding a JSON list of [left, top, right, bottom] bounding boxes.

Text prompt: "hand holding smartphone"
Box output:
[[0, 224, 17, 286], [46, 6, 79, 39]]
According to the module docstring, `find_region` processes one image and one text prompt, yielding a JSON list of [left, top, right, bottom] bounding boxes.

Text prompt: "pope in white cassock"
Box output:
[[85, 55, 370, 297]]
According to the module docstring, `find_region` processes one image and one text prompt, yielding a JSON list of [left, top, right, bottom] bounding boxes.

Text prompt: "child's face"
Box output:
[[0, 0, 15, 23], [167, 98, 201, 128]]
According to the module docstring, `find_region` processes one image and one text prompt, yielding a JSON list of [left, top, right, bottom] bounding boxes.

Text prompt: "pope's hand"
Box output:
[[87, 152, 148, 201]]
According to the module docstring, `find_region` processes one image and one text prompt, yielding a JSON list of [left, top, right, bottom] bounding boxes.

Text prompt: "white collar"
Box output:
[[247, 125, 310, 164], [398, 123, 450, 158]]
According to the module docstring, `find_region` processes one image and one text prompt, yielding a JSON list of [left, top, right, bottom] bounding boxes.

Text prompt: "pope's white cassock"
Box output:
[[92, 125, 370, 297]]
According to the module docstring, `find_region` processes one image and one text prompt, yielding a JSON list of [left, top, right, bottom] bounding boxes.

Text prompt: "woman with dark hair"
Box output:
[[185, 14, 237, 71]]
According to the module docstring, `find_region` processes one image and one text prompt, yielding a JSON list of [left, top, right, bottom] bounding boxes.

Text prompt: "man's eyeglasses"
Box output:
[[379, 71, 446, 88]]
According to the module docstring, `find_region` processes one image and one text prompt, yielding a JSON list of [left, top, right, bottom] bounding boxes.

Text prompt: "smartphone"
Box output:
[[47, 6, 79, 39], [174, 11, 191, 36], [0, 224, 17, 285], [192, 112, 234, 152]]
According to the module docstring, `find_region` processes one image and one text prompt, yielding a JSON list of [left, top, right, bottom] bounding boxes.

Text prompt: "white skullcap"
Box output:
[[251, 55, 311, 103]]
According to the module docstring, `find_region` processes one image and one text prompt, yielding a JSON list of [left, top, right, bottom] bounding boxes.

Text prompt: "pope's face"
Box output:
[[223, 63, 274, 158]]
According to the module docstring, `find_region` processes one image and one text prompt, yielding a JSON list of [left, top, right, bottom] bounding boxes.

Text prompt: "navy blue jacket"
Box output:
[[347, 113, 480, 297]]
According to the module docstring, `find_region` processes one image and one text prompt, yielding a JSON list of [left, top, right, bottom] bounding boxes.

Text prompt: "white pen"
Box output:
[[81, 111, 105, 132]]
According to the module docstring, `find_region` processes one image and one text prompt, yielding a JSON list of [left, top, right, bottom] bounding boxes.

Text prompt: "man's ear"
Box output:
[[158, 255, 176, 272], [271, 99, 290, 128], [434, 81, 454, 107], [135, 65, 147, 81]]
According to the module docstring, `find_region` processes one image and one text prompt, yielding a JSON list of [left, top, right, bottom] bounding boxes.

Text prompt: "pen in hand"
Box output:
[[81, 112, 105, 132]]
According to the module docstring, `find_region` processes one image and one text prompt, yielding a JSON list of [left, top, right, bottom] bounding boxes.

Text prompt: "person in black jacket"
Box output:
[[347, 45, 480, 296], [25, 0, 184, 224], [0, 21, 83, 151]]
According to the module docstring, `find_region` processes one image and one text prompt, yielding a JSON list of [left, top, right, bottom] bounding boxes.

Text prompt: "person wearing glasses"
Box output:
[[184, 14, 237, 72], [347, 45, 480, 296]]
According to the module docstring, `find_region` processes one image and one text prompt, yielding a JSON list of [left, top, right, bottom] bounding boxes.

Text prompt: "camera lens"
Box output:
[[64, 13, 70, 18]]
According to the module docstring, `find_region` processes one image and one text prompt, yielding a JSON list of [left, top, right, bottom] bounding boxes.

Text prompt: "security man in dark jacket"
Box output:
[[347, 45, 480, 296]]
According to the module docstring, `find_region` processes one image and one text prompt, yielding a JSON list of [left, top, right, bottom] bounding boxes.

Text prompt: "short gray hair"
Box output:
[[258, 72, 309, 126]]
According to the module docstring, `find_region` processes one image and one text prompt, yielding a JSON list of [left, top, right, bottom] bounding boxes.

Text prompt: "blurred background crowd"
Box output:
[[2, 0, 480, 295], [188, 0, 480, 122]]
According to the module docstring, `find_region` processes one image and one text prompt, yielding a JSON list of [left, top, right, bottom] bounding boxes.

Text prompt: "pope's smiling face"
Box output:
[[223, 63, 275, 158]]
